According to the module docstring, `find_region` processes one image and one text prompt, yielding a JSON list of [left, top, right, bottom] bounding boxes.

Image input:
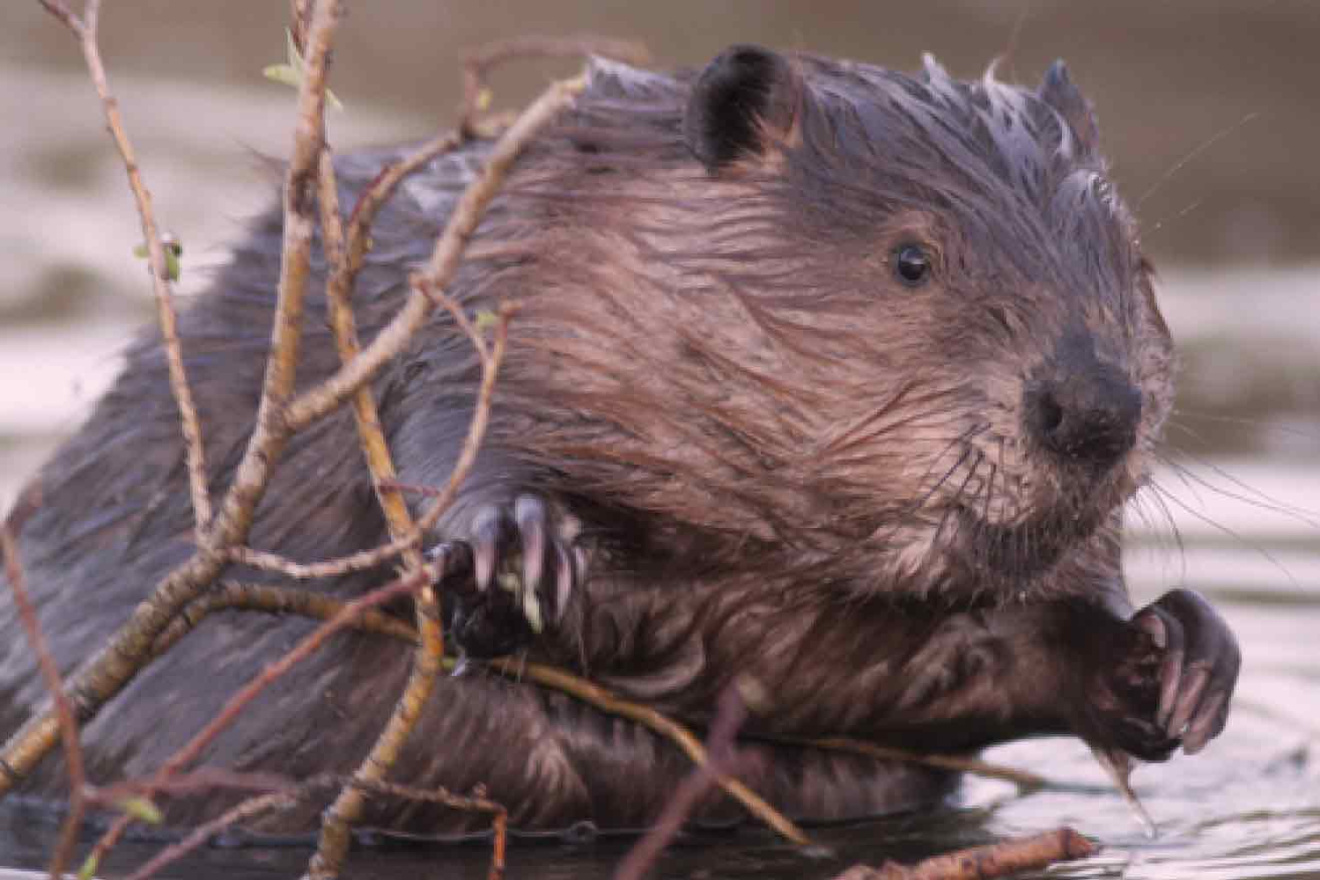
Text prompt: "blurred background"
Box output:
[[2, 1, 1318, 483], [1, 3, 1318, 878]]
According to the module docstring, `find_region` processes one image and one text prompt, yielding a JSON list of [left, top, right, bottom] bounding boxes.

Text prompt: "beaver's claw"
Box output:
[[1081, 588, 1239, 762], [447, 495, 581, 660], [1131, 588, 1240, 755]]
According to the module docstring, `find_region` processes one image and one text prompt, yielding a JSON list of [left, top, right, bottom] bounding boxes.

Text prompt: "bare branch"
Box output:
[[0, 8, 514, 806], [344, 131, 464, 267], [94, 766, 292, 803], [411, 289, 514, 537], [316, 131, 423, 565], [310, 99, 453, 880], [459, 35, 649, 135], [127, 790, 297, 880], [2, 516, 86, 880], [38, 0, 213, 530], [150, 580, 421, 659], [222, 541, 410, 580], [831, 827, 1098, 880], [36, 0, 82, 33], [806, 737, 1048, 791], [203, 0, 341, 544], [288, 0, 312, 51], [614, 685, 753, 880], [82, 0, 100, 34]]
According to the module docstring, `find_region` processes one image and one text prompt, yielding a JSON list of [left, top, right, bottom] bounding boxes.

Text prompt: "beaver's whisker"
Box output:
[[1157, 449, 1320, 529], [1148, 482, 1302, 590]]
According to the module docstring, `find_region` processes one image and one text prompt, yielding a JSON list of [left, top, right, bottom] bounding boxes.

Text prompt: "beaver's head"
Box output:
[[480, 46, 1173, 600]]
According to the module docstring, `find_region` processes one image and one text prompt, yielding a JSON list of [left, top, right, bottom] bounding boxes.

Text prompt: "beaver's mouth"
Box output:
[[951, 501, 1107, 581]]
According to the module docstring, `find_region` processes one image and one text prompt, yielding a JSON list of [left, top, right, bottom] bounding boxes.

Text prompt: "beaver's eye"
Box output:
[[893, 243, 932, 287]]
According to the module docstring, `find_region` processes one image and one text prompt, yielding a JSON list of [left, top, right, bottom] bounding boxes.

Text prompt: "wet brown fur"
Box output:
[[1, 51, 1179, 833]]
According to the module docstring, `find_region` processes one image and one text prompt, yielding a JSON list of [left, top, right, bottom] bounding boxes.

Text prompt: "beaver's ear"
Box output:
[[1038, 60, 1100, 158], [684, 45, 802, 171]]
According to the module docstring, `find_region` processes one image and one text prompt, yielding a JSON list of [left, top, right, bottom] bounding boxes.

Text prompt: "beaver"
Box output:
[[0, 46, 1240, 833]]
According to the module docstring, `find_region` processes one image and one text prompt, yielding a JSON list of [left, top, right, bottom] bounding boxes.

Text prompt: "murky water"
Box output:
[[3, 2, 1319, 878]]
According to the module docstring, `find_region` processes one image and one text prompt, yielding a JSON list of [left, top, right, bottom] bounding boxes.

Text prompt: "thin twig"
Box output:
[[127, 790, 297, 880], [409, 287, 514, 538], [202, 0, 339, 545], [344, 131, 464, 265], [832, 827, 1098, 880], [304, 299, 510, 872], [2, 519, 85, 880], [0, 558, 215, 800], [459, 35, 649, 135], [307, 64, 448, 875], [151, 580, 420, 658], [805, 737, 1048, 791], [36, 0, 80, 32], [614, 685, 753, 880], [1, 480, 43, 545], [223, 541, 414, 580], [93, 766, 292, 803], [39, 0, 212, 530], [289, 0, 313, 51], [315, 132, 427, 563], [317, 144, 425, 557]]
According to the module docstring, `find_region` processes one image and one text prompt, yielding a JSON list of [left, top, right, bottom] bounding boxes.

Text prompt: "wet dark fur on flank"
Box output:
[[0, 48, 1215, 833]]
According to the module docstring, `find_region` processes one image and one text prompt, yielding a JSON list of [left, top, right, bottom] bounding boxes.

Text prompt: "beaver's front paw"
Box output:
[[1130, 588, 1240, 755], [447, 495, 582, 660], [1087, 588, 1240, 761]]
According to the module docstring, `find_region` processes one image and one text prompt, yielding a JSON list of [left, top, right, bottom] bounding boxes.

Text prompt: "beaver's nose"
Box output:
[[1025, 336, 1143, 470]]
